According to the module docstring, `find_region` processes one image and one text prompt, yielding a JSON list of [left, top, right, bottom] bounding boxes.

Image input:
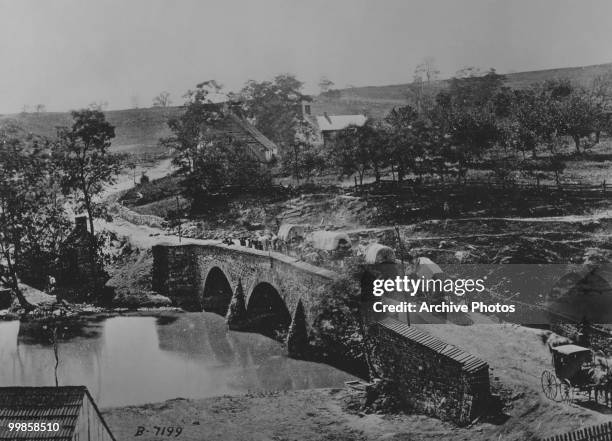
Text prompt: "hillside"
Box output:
[[3, 61, 612, 146], [0, 106, 181, 156], [320, 61, 612, 118]]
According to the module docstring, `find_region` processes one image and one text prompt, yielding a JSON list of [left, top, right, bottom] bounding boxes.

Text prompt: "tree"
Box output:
[[384, 106, 420, 182], [239, 74, 305, 150], [153, 91, 172, 107], [130, 95, 140, 109], [35, 104, 46, 113], [448, 67, 506, 108], [329, 123, 373, 187], [406, 58, 440, 115], [318, 76, 335, 94], [162, 81, 226, 174], [183, 138, 271, 199], [365, 121, 390, 183], [54, 110, 124, 240], [88, 101, 108, 111], [416, 57, 440, 83], [556, 90, 601, 152], [282, 117, 324, 184], [0, 125, 69, 309], [588, 71, 612, 142], [446, 106, 500, 179], [508, 87, 558, 157], [163, 81, 271, 203]]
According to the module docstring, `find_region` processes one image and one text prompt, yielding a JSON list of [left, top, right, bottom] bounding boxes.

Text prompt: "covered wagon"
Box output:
[[364, 243, 396, 264], [309, 231, 352, 252], [277, 223, 310, 243]]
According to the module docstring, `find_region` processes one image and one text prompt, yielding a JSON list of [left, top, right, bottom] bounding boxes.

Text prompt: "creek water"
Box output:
[[0, 312, 355, 407]]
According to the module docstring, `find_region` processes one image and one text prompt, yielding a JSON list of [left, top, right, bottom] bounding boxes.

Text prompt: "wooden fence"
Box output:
[[541, 421, 612, 441], [365, 178, 610, 195]]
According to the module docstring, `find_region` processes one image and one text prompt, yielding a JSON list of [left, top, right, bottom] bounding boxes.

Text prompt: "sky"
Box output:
[[1, 0, 612, 113]]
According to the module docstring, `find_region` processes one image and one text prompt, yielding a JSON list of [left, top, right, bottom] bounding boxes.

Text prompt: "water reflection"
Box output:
[[0, 313, 354, 407]]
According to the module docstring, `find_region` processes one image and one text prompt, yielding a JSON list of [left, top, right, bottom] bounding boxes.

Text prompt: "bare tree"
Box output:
[[408, 57, 440, 113], [34, 104, 46, 113], [153, 91, 172, 107], [415, 56, 440, 83], [130, 94, 140, 109], [88, 101, 108, 111], [318, 76, 335, 93]]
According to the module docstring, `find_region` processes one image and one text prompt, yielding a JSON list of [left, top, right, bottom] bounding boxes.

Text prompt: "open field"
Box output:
[[0, 106, 180, 159]]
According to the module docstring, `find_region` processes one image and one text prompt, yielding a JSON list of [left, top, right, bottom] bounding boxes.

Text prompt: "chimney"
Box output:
[[75, 216, 88, 234], [324, 112, 332, 124]]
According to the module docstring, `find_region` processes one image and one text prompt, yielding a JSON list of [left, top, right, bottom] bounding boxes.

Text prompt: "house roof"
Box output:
[[226, 112, 278, 159], [0, 386, 115, 441], [315, 114, 367, 132], [377, 318, 488, 374]]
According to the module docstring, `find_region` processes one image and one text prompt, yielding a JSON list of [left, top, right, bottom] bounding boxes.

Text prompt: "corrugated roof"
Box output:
[[0, 386, 115, 441], [316, 114, 367, 132], [377, 318, 488, 374]]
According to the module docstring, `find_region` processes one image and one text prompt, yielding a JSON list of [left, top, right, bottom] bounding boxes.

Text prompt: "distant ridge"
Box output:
[[317, 61, 612, 118], [2, 61, 612, 146]]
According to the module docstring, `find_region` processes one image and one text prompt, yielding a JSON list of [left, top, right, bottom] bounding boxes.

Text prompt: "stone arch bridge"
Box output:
[[152, 241, 338, 343], [151, 241, 492, 424]]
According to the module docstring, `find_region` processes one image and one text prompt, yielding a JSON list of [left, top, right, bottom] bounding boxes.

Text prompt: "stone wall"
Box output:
[[367, 318, 490, 426], [110, 203, 168, 229]]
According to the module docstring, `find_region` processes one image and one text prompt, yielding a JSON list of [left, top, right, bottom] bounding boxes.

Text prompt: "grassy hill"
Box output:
[[318, 62, 612, 118], [3, 61, 612, 148], [0, 106, 182, 157]]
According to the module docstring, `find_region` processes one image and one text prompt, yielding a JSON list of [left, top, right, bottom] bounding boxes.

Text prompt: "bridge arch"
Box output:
[[246, 282, 291, 340], [201, 266, 233, 315]]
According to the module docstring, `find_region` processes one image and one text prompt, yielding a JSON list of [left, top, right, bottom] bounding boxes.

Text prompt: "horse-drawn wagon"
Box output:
[[541, 344, 612, 405]]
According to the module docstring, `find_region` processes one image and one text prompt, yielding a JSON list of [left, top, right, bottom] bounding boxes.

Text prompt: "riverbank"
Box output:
[[101, 388, 466, 441], [99, 385, 601, 441]]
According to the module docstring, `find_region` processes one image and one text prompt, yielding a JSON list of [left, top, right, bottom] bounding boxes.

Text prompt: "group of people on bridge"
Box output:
[[221, 234, 291, 253]]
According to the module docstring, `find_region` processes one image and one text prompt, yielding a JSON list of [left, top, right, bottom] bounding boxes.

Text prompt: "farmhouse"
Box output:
[[0, 386, 116, 441], [296, 97, 367, 148], [310, 112, 368, 147]]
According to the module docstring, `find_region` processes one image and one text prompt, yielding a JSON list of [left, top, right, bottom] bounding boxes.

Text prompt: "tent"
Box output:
[[414, 257, 443, 279]]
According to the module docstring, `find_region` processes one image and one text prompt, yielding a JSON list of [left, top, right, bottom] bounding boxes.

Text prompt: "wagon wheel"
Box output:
[[541, 370, 558, 400], [559, 380, 573, 403]]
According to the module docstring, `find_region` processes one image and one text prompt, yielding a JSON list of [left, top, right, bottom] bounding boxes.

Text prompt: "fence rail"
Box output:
[[541, 421, 612, 441], [365, 178, 609, 194]]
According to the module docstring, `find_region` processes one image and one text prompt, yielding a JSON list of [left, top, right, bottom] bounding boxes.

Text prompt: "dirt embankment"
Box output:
[[102, 370, 609, 441]]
